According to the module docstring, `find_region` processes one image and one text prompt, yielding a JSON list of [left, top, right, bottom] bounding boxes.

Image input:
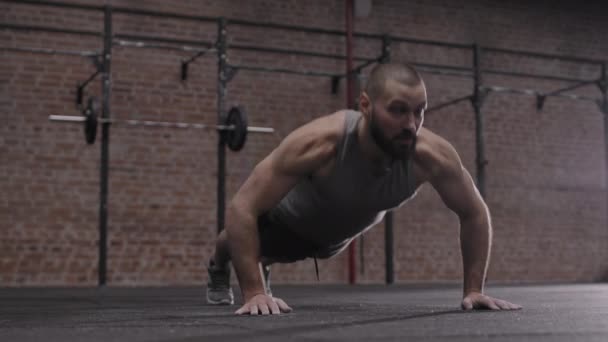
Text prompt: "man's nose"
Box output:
[[401, 112, 417, 131]]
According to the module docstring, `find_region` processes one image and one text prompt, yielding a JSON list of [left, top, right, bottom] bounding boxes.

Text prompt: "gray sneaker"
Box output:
[[206, 260, 234, 305]]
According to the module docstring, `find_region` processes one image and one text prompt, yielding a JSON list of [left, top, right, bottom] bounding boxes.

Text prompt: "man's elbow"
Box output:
[[225, 200, 258, 234], [459, 205, 490, 229]]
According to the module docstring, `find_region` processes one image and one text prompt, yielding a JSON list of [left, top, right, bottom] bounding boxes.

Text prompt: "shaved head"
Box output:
[[365, 62, 423, 101]]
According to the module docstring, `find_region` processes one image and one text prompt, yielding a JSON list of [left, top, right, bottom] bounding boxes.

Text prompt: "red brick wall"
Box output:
[[1, 0, 607, 286]]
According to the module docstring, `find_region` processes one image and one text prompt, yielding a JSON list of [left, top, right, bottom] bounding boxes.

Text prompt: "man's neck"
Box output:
[[356, 115, 392, 167]]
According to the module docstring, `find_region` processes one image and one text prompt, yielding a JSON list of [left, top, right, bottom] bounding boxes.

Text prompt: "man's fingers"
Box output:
[[269, 300, 281, 315], [259, 303, 270, 315], [494, 299, 511, 310], [235, 304, 248, 315], [249, 304, 259, 316], [463, 294, 523, 312], [274, 297, 293, 313], [501, 300, 521, 310], [481, 297, 501, 310]]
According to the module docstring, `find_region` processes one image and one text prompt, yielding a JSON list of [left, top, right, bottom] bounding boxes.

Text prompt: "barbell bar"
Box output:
[[48, 99, 273, 151], [48, 115, 274, 133]]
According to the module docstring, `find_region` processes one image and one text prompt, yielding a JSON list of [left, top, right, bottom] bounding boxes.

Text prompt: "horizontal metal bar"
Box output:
[[4, 0, 606, 86], [0, 46, 100, 57], [0, 23, 101, 37], [227, 18, 383, 40], [415, 66, 473, 79], [113, 34, 214, 49], [112, 6, 217, 23], [49, 115, 86, 122], [334, 56, 382, 80], [482, 46, 605, 65], [48, 115, 275, 133], [481, 68, 597, 83], [391, 36, 472, 50], [0, 0, 103, 11], [228, 43, 374, 62], [230, 64, 338, 78], [410, 62, 473, 73], [426, 95, 472, 113], [481, 85, 599, 103], [545, 79, 599, 97], [113, 39, 215, 53], [354, 56, 382, 71]]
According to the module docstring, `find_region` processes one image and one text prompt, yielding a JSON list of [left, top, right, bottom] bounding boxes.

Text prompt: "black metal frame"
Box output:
[[216, 18, 228, 235], [2, 0, 607, 286], [98, 6, 112, 286], [381, 36, 395, 286]]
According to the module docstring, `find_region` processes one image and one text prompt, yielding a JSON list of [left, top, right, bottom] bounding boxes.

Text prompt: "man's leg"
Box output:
[[212, 229, 231, 268], [207, 230, 235, 305]]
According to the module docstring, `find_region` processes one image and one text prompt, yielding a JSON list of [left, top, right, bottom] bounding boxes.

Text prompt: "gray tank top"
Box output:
[[266, 110, 418, 247]]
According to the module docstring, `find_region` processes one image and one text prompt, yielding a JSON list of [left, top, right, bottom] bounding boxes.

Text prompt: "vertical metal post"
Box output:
[[472, 44, 486, 198], [381, 35, 395, 285], [601, 62, 608, 276], [345, 0, 357, 285], [98, 5, 112, 286], [216, 18, 227, 234]]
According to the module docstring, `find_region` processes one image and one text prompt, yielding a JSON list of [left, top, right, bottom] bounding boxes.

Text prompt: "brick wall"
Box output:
[[1, 0, 607, 286]]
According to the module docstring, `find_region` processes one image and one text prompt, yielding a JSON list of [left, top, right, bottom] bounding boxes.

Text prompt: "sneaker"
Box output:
[[206, 259, 234, 305]]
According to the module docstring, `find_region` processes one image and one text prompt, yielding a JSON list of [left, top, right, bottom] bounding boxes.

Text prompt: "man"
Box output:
[[207, 62, 522, 315]]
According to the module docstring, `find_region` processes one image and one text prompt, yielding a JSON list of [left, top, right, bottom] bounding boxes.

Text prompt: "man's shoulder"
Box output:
[[413, 127, 462, 179], [276, 110, 348, 168], [297, 110, 348, 145]]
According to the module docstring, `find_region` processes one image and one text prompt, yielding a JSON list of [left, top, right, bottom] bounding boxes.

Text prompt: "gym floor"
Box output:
[[1, 284, 607, 342]]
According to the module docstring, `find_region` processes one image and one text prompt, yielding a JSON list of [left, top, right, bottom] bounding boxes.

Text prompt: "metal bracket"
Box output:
[[536, 94, 547, 111], [380, 35, 391, 63], [471, 87, 490, 108], [597, 99, 608, 115], [181, 48, 214, 81], [597, 79, 607, 94], [331, 75, 341, 94], [477, 158, 489, 167], [75, 57, 103, 106], [224, 65, 238, 83]]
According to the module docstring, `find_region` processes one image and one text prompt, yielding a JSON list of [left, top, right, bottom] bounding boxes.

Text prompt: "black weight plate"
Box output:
[[84, 97, 97, 144], [225, 106, 248, 151]]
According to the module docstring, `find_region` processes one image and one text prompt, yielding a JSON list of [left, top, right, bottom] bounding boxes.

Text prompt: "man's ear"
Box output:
[[359, 92, 371, 118]]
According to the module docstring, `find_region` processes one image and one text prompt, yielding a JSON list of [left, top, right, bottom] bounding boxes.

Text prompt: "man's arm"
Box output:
[[429, 150, 490, 297], [226, 112, 343, 315], [422, 134, 521, 310]]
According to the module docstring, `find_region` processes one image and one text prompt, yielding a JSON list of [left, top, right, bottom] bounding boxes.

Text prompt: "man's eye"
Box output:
[[390, 106, 407, 114]]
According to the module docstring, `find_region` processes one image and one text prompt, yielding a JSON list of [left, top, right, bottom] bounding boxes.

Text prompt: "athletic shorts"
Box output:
[[257, 213, 349, 263]]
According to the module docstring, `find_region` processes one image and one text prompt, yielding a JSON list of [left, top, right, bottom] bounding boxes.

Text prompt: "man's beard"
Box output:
[[369, 108, 417, 161]]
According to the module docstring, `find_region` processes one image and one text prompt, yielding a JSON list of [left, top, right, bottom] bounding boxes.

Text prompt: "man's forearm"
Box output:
[[460, 211, 492, 296], [225, 206, 266, 301]]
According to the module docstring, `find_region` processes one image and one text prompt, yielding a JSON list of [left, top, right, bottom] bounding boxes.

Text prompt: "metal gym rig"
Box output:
[[1, 0, 607, 286]]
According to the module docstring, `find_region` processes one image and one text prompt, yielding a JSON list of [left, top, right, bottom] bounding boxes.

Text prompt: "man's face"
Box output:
[[364, 79, 427, 160]]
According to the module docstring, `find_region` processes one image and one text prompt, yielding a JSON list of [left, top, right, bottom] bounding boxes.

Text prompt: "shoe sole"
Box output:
[[206, 295, 234, 305]]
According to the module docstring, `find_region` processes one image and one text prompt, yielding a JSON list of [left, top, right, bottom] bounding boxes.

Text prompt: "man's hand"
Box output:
[[461, 292, 522, 311], [235, 294, 292, 315]]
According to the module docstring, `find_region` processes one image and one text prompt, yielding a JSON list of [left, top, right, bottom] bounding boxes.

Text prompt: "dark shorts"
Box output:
[[257, 213, 349, 263]]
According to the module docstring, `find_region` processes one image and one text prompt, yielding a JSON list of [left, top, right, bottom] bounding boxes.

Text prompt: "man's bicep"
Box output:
[[230, 116, 339, 216], [231, 153, 300, 216]]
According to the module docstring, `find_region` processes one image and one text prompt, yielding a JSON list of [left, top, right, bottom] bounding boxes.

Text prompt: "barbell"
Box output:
[[48, 98, 274, 151]]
